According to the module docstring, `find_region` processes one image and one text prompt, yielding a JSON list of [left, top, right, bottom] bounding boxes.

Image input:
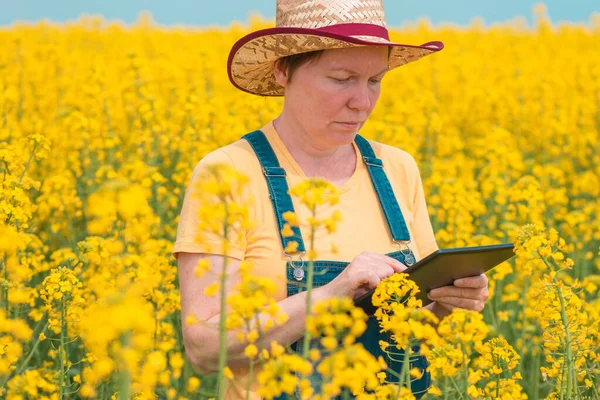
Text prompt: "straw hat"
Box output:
[[227, 0, 444, 96]]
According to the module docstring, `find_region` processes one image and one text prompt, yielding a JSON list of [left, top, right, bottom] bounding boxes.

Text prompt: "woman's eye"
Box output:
[[369, 78, 382, 84], [331, 77, 350, 82]]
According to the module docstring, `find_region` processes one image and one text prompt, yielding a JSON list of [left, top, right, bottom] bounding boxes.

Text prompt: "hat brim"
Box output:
[[227, 26, 444, 96]]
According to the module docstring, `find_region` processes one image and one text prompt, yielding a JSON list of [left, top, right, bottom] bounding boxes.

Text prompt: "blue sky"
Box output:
[[0, 0, 598, 27]]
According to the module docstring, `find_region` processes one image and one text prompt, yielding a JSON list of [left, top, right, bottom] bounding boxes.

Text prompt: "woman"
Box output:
[[173, 1, 489, 399]]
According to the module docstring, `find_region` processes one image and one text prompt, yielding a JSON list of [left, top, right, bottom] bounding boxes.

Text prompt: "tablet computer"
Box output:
[[354, 243, 515, 315]]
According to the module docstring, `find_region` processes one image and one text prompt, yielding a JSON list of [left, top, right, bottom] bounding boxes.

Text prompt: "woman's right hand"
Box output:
[[322, 251, 408, 299]]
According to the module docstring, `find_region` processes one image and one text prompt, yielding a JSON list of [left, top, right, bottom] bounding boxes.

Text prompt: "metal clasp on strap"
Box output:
[[394, 240, 416, 267], [362, 156, 384, 168], [284, 250, 306, 281], [263, 167, 286, 177]]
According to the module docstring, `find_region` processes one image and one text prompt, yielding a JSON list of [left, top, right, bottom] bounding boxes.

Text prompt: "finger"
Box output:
[[429, 286, 486, 301], [381, 255, 408, 273], [365, 272, 382, 289], [353, 269, 383, 289], [430, 296, 485, 312], [376, 267, 395, 281], [354, 286, 372, 298], [454, 274, 488, 289]]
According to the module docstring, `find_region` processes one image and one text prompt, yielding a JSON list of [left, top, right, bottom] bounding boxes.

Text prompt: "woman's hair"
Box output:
[[276, 47, 392, 83], [276, 50, 324, 83]]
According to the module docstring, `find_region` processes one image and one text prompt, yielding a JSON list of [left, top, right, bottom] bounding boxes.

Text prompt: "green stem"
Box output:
[[461, 342, 469, 393], [16, 319, 49, 374], [19, 142, 38, 183], [585, 360, 600, 400], [59, 297, 66, 399], [2, 257, 8, 314], [118, 333, 131, 400], [245, 358, 254, 400], [342, 388, 349, 400], [518, 276, 530, 376], [449, 376, 465, 399], [301, 221, 316, 360], [531, 348, 540, 398], [217, 209, 230, 400], [554, 283, 574, 399], [395, 343, 412, 400], [398, 345, 411, 391], [245, 319, 256, 400], [495, 355, 500, 399]]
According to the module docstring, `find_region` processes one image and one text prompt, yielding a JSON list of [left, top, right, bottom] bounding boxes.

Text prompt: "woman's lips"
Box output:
[[335, 121, 361, 129]]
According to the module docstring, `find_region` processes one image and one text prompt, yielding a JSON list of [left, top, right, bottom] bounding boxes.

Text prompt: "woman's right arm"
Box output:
[[178, 252, 338, 374], [178, 251, 407, 374]]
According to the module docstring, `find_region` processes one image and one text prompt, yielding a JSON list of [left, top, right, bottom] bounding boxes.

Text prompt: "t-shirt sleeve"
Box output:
[[409, 156, 439, 260], [171, 149, 246, 261]]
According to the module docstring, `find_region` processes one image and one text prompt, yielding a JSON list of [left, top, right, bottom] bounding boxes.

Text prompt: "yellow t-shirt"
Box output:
[[172, 120, 439, 399]]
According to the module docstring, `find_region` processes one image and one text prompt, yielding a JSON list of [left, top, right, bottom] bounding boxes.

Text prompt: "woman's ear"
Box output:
[[273, 59, 289, 88]]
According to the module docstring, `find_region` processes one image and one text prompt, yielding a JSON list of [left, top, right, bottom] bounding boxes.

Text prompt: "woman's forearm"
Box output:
[[188, 285, 337, 373]]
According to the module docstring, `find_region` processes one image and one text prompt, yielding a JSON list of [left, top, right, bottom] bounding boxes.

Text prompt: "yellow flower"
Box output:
[[186, 313, 199, 326], [498, 311, 509, 322], [270, 341, 285, 357], [317, 344, 384, 395], [194, 259, 211, 278], [320, 336, 337, 351], [280, 223, 294, 237], [204, 282, 220, 297], [246, 330, 259, 343], [467, 384, 481, 398], [427, 385, 442, 397], [186, 377, 201, 392], [282, 211, 299, 226], [244, 344, 258, 359], [223, 366, 234, 380], [309, 348, 321, 362], [284, 241, 299, 254], [410, 367, 424, 379], [257, 353, 313, 399]]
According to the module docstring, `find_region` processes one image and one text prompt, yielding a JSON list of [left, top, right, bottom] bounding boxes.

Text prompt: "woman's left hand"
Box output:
[[426, 273, 489, 319]]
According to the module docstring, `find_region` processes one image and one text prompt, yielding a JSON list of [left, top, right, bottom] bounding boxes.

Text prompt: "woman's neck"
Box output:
[[273, 114, 357, 185]]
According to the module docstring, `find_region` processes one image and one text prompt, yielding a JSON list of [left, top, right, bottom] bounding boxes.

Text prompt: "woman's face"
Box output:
[[274, 46, 388, 150]]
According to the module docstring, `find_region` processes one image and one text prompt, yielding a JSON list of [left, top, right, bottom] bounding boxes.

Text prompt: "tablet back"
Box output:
[[355, 243, 515, 315], [407, 243, 515, 306]]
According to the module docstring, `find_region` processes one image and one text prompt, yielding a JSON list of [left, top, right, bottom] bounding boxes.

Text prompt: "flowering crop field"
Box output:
[[1, 6, 600, 400]]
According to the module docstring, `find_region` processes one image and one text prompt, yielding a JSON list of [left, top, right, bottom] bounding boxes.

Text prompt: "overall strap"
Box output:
[[354, 134, 411, 243], [242, 130, 306, 253]]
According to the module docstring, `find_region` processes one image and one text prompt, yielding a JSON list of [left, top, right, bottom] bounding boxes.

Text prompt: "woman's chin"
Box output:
[[329, 133, 357, 148]]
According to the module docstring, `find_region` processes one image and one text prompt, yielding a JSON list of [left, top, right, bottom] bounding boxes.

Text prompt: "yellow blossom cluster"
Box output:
[[39, 266, 86, 334], [284, 179, 342, 258], [77, 288, 159, 397], [513, 224, 599, 396], [315, 344, 386, 399], [4, 368, 58, 400], [275, 298, 385, 400], [306, 297, 368, 349], [257, 342, 313, 400], [0, 310, 32, 379], [192, 163, 253, 255], [225, 261, 289, 358]]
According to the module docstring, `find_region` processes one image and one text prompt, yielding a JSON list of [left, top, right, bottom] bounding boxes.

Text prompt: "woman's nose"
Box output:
[[348, 83, 372, 112]]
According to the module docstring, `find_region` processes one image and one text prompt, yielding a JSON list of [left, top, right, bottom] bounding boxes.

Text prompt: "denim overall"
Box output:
[[243, 130, 431, 399]]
